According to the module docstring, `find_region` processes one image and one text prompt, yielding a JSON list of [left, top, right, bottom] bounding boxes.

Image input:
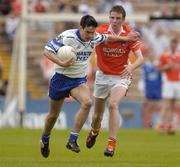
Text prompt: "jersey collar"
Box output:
[[108, 25, 125, 36], [76, 29, 82, 40]]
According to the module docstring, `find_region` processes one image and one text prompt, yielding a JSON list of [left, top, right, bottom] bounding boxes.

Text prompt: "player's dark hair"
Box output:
[[171, 37, 178, 44], [80, 15, 98, 29], [110, 5, 126, 18]]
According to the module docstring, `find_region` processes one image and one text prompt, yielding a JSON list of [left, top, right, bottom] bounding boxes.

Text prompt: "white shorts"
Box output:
[[93, 70, 131, 99], [162, 80, 180, 99]]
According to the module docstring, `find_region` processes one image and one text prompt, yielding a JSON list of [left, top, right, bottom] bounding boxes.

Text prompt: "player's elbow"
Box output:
[[137, 54, 144, 66], [156, 66, 162, 72], [140, 55, 144, 64], [43, 49, 53, 60], [43, 49, 49, 57]]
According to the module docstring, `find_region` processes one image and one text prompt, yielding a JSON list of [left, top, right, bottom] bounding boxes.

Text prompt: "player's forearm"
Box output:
[[107, 35, 128, 42], [131, 52, 144, 71], [107, 31, 140, 42], [157, 64, 173, 71], [43, 49, 63, 66]]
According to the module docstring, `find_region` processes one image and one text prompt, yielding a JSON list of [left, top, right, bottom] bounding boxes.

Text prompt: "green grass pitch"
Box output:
[[0, 128, 180, 167]]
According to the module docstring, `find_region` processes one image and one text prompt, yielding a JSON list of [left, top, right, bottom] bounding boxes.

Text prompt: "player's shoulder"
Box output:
[[60, 29, 78, 38], [122, 24, 132, 33], [96, 24, 109, 33], [160, 52, 170, 60]]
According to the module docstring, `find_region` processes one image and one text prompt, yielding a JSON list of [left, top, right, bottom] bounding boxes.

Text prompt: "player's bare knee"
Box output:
[[108, 102, 119, 111], [47, 112, 59, 121], [94, 111, 103, 120], [81, 98, 92, 110]]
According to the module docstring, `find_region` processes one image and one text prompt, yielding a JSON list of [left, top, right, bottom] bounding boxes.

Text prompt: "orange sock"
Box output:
[[159, 123, 164, 129], [107, 137, 116, 151], [167, 124, 174, 131], [167, 123, 175, 135], [158, 123, 165, 134]]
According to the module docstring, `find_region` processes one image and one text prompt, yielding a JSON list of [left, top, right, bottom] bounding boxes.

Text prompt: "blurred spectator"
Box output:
[[97, 0, 113, 13], [78, 0, 96, 14], [170, 3, 180, 29], [34, 0, 47, 13], [58, 0, 78, 13], [27, 0, 35, 13], [152, 2, 172, 17], [11, 0, 21, 16], [157, 37, 180, 135], [152, 25, 170, 57], [5, 11, 20, 40], [0, 80, 8, 96], [0, 57, 7, 96], [0, 0, 11, 15], [173, 3, 180, 17], [113, 0, 134, 16], [142, 24, 169, 58], [0, 57, 3, 79]]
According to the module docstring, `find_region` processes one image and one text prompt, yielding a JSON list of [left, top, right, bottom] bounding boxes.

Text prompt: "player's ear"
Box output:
[[79, 26, 84, 31]]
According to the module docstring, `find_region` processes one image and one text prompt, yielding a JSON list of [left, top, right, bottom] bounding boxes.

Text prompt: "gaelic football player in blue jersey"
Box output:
[[40, 14, 139, 158]]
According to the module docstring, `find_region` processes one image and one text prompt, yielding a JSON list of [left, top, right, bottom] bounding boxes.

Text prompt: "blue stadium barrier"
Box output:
[[0, 97, 143, 128]]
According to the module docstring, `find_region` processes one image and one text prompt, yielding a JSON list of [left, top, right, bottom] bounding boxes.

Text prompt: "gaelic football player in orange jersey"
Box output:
[[157, 37, 180, 135], [86, 5, 144, 157]]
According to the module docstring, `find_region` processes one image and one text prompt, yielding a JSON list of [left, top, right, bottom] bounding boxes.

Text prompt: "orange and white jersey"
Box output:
[[158, 51, 180, 81], [95, 24, 141, 75]]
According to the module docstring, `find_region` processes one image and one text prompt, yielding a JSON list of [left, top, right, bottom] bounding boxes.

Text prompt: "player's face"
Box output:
[[109, 12, 125, 30], [170, 39, 178, 52], [80, 26, 96, 41]]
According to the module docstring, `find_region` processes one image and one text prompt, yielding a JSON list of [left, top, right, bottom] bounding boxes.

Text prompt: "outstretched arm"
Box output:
[[107, 31, 140, 42]]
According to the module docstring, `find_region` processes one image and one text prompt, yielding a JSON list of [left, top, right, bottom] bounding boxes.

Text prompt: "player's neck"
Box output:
[[109, 25, 122, 36], [171, 48, 177, 55]]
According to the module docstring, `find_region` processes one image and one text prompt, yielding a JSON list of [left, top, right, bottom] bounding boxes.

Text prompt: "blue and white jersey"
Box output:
[[45, 29, 108, 78]]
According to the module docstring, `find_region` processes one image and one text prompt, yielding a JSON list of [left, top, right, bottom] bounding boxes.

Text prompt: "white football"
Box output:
[[57, 45, 76, 61]]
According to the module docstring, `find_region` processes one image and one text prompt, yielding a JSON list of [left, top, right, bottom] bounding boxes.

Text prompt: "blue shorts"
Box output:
[[49, 73, 87, 100], [145, 90, 162, 100]]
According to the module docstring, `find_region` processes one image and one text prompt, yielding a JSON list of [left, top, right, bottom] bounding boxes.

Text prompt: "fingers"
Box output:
[[134, 31, 141, 37], [61, 58, 75, 67], [119, 69, 131, 77], [128, 31, 141, 41], [130, 31, 140, 37], [122, 65, 133, 76], [67, 57, 75, 64]]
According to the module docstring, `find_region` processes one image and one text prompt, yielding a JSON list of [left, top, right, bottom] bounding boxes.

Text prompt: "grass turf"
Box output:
[[0, 128, 179, 167]]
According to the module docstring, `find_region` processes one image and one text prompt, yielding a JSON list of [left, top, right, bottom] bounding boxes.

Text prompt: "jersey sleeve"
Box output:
[[126, 26, 141, 53], [130, 40, 142, 53], [93, 32, 108, 45], [45, 34, 75, 54], [158, 54, 167, 68], [45, 34, 64, 54]]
